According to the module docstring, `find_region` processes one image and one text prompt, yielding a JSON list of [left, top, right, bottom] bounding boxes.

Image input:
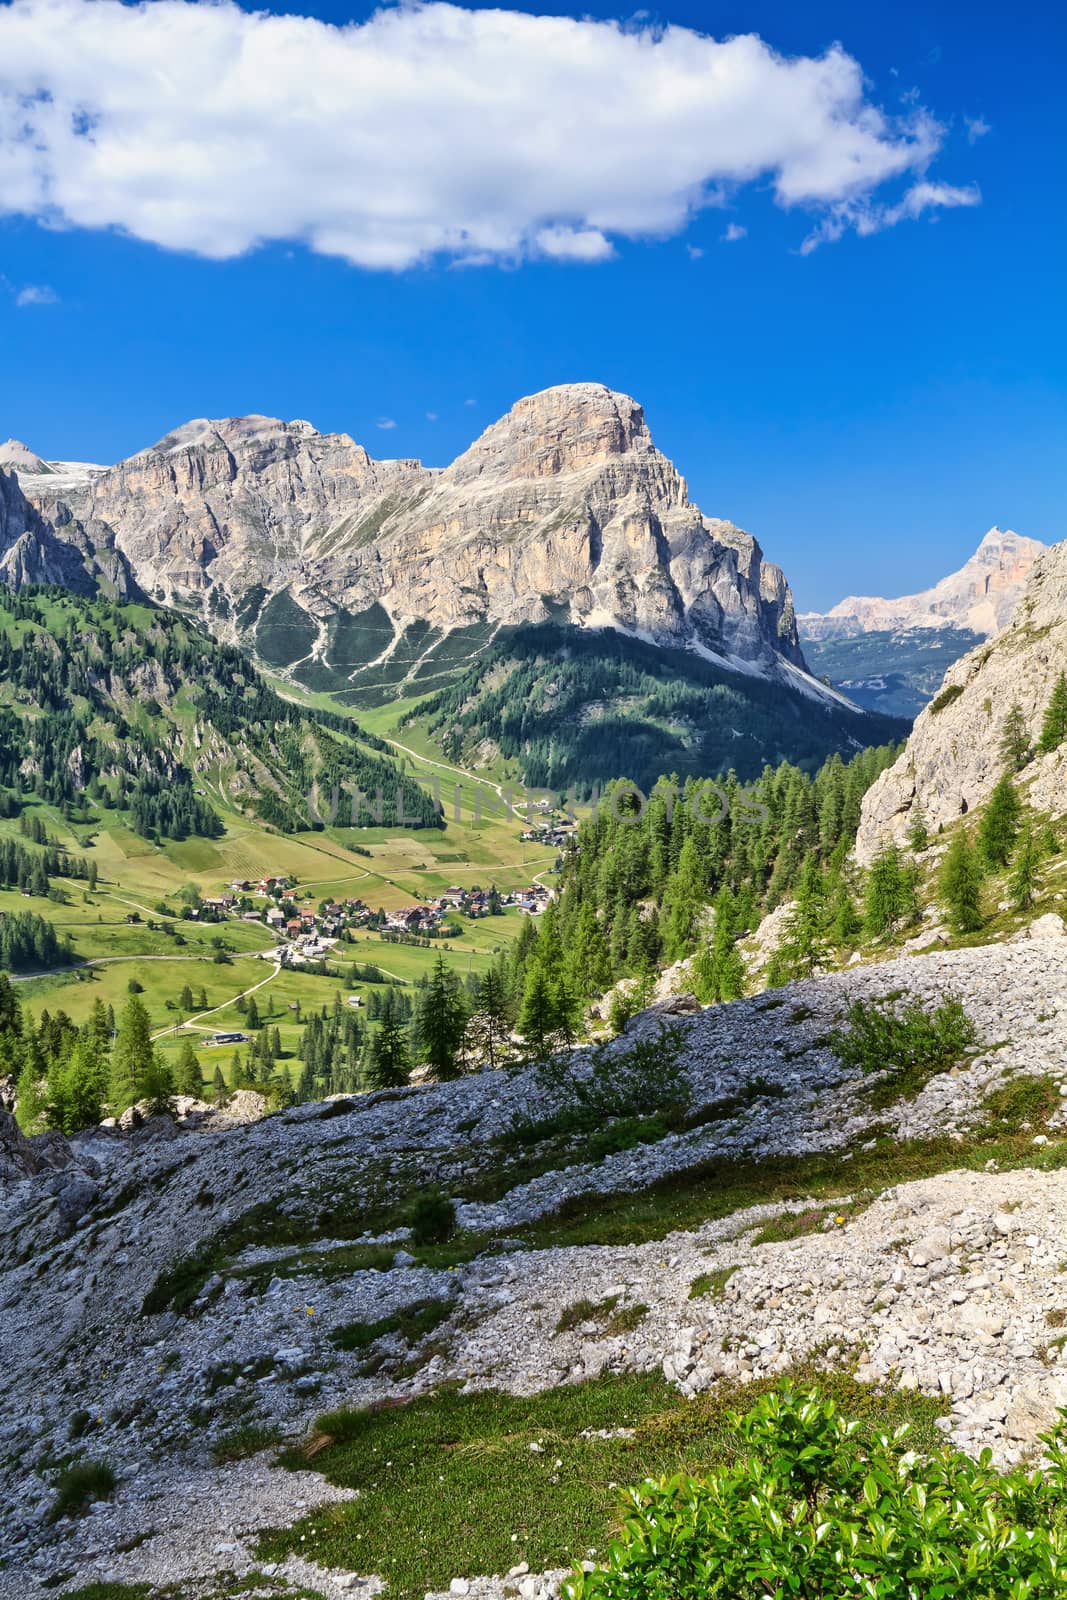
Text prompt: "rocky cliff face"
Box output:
[[13, 385, 812, 690], [0, 467, 130, 595], [855, 538, 1067, 860], [802, 528, 1047, 641]]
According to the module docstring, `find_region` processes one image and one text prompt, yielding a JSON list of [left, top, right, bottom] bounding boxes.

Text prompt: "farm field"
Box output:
[[3, 695, 557, 1095]]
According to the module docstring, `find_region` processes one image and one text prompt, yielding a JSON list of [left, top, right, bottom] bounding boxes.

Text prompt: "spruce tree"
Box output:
[[773, 854, 828, 981], [828, 881, 861, 948], [413, 954, 468, 1081], [977, 774, 1021, 868], [999, 703, 1031, 772], [175, 1039, 203, 1098], [363, 1016, 410, 1089], [939, 834, 985, 933], [1039, 673, 1067, 754], [1008, 822, 1040, 912], [108, 995, 157, 1112], [464, 968, 513, 1071], [863, 847, 900, 939], [905, 807, 930, 853], [693, 885, 746, 1003], [518, 963, 556, 1058]]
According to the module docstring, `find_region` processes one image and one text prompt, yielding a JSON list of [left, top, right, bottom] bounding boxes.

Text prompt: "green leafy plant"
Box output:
[[47, 1460, 116, 1522], [567, 1384, 1067, 1600], [829, 993, 979, 1105], [408, 1189, 457, 1246]]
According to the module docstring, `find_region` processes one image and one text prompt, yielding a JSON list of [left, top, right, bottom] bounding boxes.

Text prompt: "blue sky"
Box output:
[[0, 0, 1064, 610]]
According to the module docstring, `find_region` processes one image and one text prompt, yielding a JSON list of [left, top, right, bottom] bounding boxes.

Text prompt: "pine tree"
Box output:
[[412, 954, 468, 1081], [179, 983, 195, 1013], [363, 1016, 410, 1089], [863, 847, 904, 939], [1039, 673, 1067, 755], [246, 995, 260, 1030], [49, 1033, 108, 1135], [464, 967, 513, 1071], [977, 774, 1021, 868], [518, 963, 556, 1058], [828, 881, 861, 948], [212, 1064, 227, 1103], [773, 854, 828, 981], [175, 1039, 203, 1098], [999, 703, 1031, 773], [108, 995, 157, 1112], [905, 806, 930, 854], [15, 1050, 47, 1133], [693, 885, 746, 1003], [939, 834, 985, 933], [1008, 822, 1040, 912]]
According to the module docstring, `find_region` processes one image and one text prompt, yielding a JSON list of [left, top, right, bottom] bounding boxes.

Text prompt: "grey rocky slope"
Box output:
[[801, 527, 1047, 640], [856, 536, 1067, 860], [7, 385, 827, 697], [4, 932, 1067, 1596]]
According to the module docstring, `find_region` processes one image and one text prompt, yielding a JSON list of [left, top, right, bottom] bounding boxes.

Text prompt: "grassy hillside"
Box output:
[[0, 586, 440, 836], [395, 624, 909, 793]]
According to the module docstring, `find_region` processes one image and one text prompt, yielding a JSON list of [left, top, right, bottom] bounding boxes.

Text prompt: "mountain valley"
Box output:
[[3, 397, 1067, 1600]]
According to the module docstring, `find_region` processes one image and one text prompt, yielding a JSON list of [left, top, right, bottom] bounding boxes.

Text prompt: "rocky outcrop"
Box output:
[[802, 528, 1047, 640], [0, 468, 100, 594], [1, 940, 1067, 1593], [14, 386, 815, 690], [855, 538, 1067, 860]]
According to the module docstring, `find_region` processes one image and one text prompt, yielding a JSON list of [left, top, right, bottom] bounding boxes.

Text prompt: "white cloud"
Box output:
[[687, 244, 704, 259], [425, 411, 438, 422], [6, 281, 58, 305], [721, 223, 747, 242], [376, 417, 397, 430], [965, 115, 991, 144], [0, 0, 977, 269], [800, 179, 980, 254]]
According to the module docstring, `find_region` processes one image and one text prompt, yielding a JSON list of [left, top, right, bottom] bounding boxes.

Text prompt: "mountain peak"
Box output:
[[447, 382, 654, 486], [0, 439, 51, 475], [801, 526, 1050, 641]]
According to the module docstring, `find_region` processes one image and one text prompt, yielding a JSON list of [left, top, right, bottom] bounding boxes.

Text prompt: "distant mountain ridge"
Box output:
[[4, 385, 824, 704], [800, 528, 1047, 640]]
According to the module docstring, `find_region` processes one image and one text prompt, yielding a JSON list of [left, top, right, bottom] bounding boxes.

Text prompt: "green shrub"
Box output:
[[929, 682, 965, 714], [409, 1189, 457, 1246], [829, 993, 979, 1105], [514, 1024, 690, 1145], [48, 1460, 116, 1522], [566, 1384, 1067, 1600]]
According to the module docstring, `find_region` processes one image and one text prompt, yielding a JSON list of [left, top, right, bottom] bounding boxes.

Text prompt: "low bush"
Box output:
[[48, 1460, 116, 1522], [929, 682, 965, 714], [409, 1189, 457, 1246], [566, 1384, 1067, 1600], [511, 1024, 690, 1147], [829, 992, 979, 1105]]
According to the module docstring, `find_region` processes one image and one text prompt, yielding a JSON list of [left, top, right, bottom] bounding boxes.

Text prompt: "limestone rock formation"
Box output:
[[802, 528, 1047, 640], [855, 538, 1067, 860], [1, 466, 139, 598], [12, 385, 817, 692]]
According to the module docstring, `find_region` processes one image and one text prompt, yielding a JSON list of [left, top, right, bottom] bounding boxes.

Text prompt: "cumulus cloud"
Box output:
[[11, 282, 58, 305], [376, 417, 397, 431], [0, 0, 976, 269], [799, 178, 980, 254], [965, 115, 991, 144], [721, 223, 748, 242]]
